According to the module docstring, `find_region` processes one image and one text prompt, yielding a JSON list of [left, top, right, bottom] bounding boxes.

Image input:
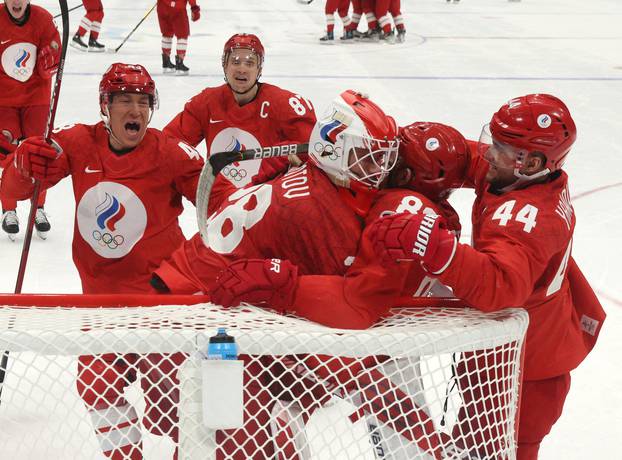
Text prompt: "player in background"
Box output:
[[357, 0, 405, 43], [0, 0, 60, 240], [156, 0, 201, 75], [319, 0, 352, 43], [71, 0, 106, 52], [6, 63, 204, 460], [164, 32, 316, 212], [369, 94, 606, 459]]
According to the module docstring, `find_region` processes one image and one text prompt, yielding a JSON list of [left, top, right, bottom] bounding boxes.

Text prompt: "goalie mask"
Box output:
[[479, 94, 576, 187], [308, 90, 399, 189], [399, 122, 469, 200]]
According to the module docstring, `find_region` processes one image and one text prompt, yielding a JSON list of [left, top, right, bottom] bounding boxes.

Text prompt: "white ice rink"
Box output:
[[1, 0, 620, 458]]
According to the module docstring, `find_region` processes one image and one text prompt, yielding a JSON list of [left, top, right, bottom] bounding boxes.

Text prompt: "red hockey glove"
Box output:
[[14, 136, 64, 182], [190, 5, 201, 21], [211, 259, 298, 311], [37, 43, 60, 79], [368, 212, 457, 274]]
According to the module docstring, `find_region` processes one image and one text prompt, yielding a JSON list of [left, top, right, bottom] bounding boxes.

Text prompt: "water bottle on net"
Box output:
[[207, 327, 238, 360], [201, 327, 244, 429]]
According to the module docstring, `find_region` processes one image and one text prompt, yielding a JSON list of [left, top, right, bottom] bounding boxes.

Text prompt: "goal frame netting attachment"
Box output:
[[0, 295, 528, 460]]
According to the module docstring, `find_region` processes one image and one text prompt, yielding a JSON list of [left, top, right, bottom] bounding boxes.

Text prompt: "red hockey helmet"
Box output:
[[221, 33, 265, 69], [99, 63, 158, 108], [489, 94, 576, 172], [399, 122, 468, 200], [309, 90, 399, 189]]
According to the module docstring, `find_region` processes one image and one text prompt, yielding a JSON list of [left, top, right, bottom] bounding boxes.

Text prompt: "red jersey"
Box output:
[[164, 83, 316, 207], [438, 150, 605, 380], [291, 188, 458, 328], [0, 5, 60, 107], [4, 123, 204, 294], [157, 0, 197, 11], [155, 164, 363, 299]]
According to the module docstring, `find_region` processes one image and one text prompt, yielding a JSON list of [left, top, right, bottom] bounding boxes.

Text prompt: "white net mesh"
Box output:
[[0, 302, 528, 460]]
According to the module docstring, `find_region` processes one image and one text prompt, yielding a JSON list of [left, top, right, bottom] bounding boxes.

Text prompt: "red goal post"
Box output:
[[0, 295, 527, 460]]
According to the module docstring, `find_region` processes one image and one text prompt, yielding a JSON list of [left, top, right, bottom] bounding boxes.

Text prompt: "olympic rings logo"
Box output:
[[313, 142, 342, 161], [221, 165, 248, 181], [92, 230, 125, 249], [12, 68, 29, 77]]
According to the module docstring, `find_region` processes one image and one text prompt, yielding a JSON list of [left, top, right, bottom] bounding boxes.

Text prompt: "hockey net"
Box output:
[[0, 296, 528, 460]]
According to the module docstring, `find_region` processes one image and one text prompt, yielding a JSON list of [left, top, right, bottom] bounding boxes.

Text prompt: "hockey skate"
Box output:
[[88, 37, 106, 53], [35, 208, 51, 240], [162, 53, 176, 74], [380, 29, 396, 44], [396, 29, 406, 43], [70, 33, 88, 52], [175, 56, 190, 76], [357, 28, 381, 42], [1, 210, 19, 242], [340, 30, 355, 42], [319, 31, 334, 44]]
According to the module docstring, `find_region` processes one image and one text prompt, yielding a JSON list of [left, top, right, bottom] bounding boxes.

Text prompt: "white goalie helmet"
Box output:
[[308, 90, 399, 189]]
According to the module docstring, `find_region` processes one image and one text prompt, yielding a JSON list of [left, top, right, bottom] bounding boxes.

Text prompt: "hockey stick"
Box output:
[[53, 3, 82, 19], [15, 0, 69, 294], [110, 3, 157, 53], [0, 0, 71, 402], [196, 142, 308, 247]]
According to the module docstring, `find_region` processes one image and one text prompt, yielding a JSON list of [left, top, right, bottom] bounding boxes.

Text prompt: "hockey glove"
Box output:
[[191, 5, 201, 21], [14, 136, 64, 183], [37, 43, 60, 79], [368, 212, 457, 275], [211, 259, 298, 311]]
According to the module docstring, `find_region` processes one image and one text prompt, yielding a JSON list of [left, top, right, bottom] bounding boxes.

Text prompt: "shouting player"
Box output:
[[6, 63, 204, 460]]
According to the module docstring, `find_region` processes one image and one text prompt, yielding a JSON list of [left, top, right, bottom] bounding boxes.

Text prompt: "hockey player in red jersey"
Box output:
[[6, 63, 204, 459], [156, 0, 201, 75], [7, 63, 203, 294], [152, 90, 400, 458], [210, 121, 469, 326], [0, 0, 60, 240], [369, 94, 606, 459], [164, 33, 316, 212], [207, 122, 470, 458], [71, 0, 106, 52]]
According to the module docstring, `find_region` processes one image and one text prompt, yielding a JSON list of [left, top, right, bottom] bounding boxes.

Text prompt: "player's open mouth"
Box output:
[[235, 76, 248, 82], [125, 122, 141, 135]]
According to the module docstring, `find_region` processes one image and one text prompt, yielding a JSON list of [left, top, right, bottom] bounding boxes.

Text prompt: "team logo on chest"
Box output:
[[1, 43, 36, 82], [209, 128, 262, 187], [77, 182, 147, 258]]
